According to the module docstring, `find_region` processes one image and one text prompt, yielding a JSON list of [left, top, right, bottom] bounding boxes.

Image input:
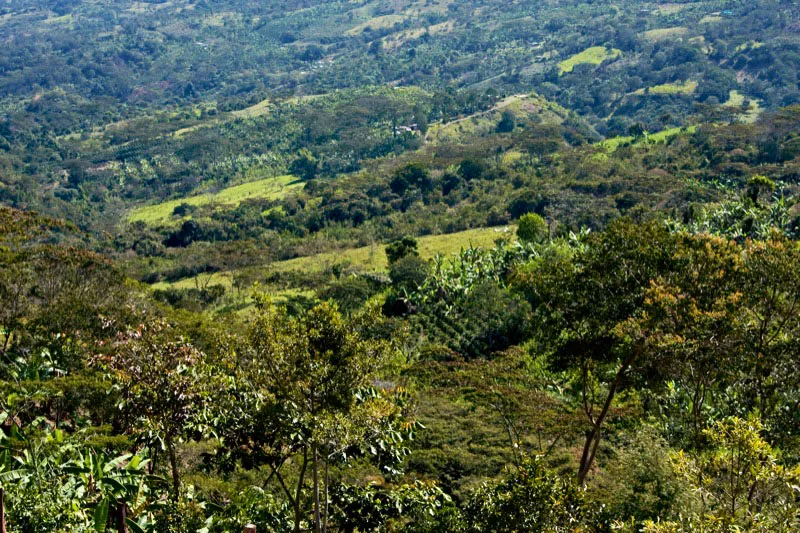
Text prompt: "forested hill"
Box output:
[[1, 0, 799, 223], [3, 0, 800, 532]]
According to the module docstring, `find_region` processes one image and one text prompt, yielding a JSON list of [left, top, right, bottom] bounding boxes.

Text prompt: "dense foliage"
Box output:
[[2, 0, 800, 530]]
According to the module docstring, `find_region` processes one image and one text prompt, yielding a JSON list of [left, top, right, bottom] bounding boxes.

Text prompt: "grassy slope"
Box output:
[[558, 46, 621, 74], [724, 90, 763, 123], [153, 226, 514, 291], [128, 174, 302, 226], [596, 125, 697, 153], [633, 80, 698, 96], [424, 93, 567, 145]]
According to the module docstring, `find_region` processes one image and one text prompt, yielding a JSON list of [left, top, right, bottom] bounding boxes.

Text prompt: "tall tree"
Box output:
[[211, 299, 412, 533], [101, 320, 205, 501]]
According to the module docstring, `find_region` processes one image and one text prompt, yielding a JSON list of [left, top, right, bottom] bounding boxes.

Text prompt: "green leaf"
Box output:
[[125, 518, 146, 533], [101, 478, 126, 493], [93, 497, 110, 533], [104, 453, 132, 472], [0, 469, 29, 482]]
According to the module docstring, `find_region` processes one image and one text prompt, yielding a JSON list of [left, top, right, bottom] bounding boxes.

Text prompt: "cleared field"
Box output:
[[383, 20, 454, 49], [633, 80, 698, 96], [724, 90, 762, 123], [346, 14, 407, 36], [230, 98, 272, 118], [642, 27, 689, 41], [700, 15, 723, 24], [597, 125, 697, 152], [425, 93, 564, 145], [654, 3, 690, 15], [558, 46, 621, 75], [128, 174, 302, 226], [154, 226, 515, 291], [281, 226, 513, 274]]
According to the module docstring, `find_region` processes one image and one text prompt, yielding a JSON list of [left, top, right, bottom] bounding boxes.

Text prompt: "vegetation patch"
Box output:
[[724, 90, 763, 123], [558, 46, 622, 75], [700, 14, 723, 24], [345, 14, 408, 36], [156, 226, 514, 292], [642, 26, 689, 41], [633, 80, 698, 96], [128, 174, 302, 226], [597, 125, 696, 152]]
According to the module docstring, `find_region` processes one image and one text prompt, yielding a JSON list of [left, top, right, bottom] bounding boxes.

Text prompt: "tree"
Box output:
[[101, 320, 205, 501], [522, 220, 681, 483], [0, 207, 126, 373], [390, 164, 432, 195], [458, 159, 485, 182], [746, 175, 775, 206], [668, 417, 800, 530], [211, 299, 411, 533], [291, 149, 319, 181], [463, 456, 586, 532], [517, 213, 548, 243], [734, 236, 800, 447], [385, 235, 419, 264], [496, 110, 516, 133]]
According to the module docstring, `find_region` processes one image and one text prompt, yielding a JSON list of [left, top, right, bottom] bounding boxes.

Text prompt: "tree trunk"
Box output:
[[313, 444, 321, 533], [293, 447, 309, 533], [116, 499, 128, 533], [165, 434, 180, 501], [577, 346, 642, 484], [322, 460, 330, 533], [1, 487, 6, 533]]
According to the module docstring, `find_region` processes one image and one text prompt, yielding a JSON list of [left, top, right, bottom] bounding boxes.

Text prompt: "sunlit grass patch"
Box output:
[[128, 175, 302, 226], [723, 90, 762, 123], [642, 27, 689, 42], [597, 126, 697, 152], [558, 46, 621, 75], [633, 80, 698, 96]]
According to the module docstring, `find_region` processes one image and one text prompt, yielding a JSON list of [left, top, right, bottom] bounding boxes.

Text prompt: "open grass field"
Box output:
[[633, 80, 698, 96], [276, 225, 513, 274], [653, 3, 691, 15], [724, 90, 762, 123], [128, 174, 302, 226], [345, 14, 407, 36], [558, 46, 621, 75], [230, 98, 273, 119], [596, 125, 697, 153], [153, 226, 515, 292], [700, 14, 723, 24], [425, 93, 564, 145], [642, 26, 689, 42]]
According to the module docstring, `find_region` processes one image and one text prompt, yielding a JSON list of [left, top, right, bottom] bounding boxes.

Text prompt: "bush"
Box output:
[[463, 456, 586, 532], [517, 213, 548, 243], [386, 235, 419, 264]]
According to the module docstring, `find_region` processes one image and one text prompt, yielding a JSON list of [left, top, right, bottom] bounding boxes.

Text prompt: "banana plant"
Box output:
[[63, 450, 165, 533]]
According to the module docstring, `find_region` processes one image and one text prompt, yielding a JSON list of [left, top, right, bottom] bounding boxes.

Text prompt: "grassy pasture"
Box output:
[[724, 90, 762, 123], [642, 26, 689, 41], [346, 14, 407, 36], [128, 174, 302, 226], [597, 125, 697, 153], [633, 80, 698, 96], [558, 46, 621, 75], [153, 226, 515, 292]]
